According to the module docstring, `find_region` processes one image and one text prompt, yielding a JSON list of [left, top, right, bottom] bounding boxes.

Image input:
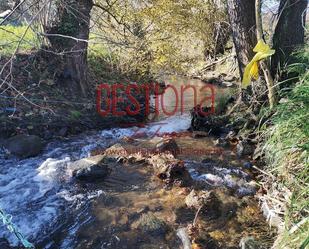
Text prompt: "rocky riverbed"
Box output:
[[0, 77, 276, 248], [0, 113, 276, 249]]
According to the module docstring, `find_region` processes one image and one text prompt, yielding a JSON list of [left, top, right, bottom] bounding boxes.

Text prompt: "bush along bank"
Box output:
[[259, 46, 309, 249]]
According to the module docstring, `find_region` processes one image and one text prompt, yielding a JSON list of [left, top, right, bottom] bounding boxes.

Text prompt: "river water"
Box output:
[[0, 77, 273, 248]]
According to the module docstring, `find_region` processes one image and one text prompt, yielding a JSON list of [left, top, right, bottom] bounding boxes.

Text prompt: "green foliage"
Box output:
[[262, 46, 309, 248], [70, 110, 82, 120], [93, 0, 227, 75], [0, 25, 37, 55], [87, 43, 133, 83], [215, 91, 230, 114]]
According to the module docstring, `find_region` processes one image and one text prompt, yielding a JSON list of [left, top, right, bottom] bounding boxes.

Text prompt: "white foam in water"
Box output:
[[0, 113, 194, 247], [101, 128, 136, 139], [186, 161, 256, 196], [145, 114, 191, 135], [0, 124, 140, 247], [0, 157, 67, 246]]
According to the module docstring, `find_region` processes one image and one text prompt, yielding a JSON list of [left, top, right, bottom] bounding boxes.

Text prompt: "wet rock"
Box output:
[[239, 237, 262, 249], [243, 162, 253, 169], [103, 143, 130, 161], [135, 213, 167, 236], [236, 140, 255, 157], [190, 105, 228, 136], [185, 190, 204, 209], [236, 182, 258, 197], [155, 138, 180, 156], [70, 155, 111, 181], [148, 153, 192, 186], [185, 190, 222, 217], [4, 134, 44, 158], [58, 127, 68, 137], [43, 130, 53, 140]]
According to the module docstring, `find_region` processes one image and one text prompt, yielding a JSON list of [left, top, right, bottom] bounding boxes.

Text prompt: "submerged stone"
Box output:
[[135, 213, 167, 236], [185, 190, 222, 217], [148, 153, 192, 186]]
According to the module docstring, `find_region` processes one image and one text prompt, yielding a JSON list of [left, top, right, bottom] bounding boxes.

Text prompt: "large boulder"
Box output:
[[4, 134, 44, 158], [70, 155, 111, 181]]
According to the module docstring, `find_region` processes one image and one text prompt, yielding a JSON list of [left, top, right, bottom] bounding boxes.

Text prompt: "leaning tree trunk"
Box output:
[[227, 0, 257, 79], [46, 0, 93, 96], [271, 0, 308, 78]]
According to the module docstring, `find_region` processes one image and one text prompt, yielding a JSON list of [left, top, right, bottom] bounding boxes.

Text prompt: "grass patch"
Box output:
[[261, 46, 309, 248], [0, 25, 38, 55]]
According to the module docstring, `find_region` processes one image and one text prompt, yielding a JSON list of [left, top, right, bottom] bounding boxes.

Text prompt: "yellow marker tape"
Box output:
[[242, 40, 275, 88]]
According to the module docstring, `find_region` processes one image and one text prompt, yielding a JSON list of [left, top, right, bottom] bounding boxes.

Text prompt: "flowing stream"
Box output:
[[0, 77, 273, 249]]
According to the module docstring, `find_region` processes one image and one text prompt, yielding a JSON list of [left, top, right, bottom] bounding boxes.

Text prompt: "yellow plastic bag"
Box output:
[[242, 40, 275, 88]]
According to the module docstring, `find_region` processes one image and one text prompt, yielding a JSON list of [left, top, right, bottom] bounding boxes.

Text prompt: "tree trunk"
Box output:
[[271, 0, 308, 77], [46, 0, 93, 96], [227, 0, 257, 78]]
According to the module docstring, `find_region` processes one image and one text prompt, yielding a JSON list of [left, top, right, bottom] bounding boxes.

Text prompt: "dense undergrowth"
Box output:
[[261, 46, 309, 249]]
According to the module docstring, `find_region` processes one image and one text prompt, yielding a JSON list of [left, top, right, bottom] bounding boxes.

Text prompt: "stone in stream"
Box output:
[[147, 153, 192, 186], [103, 143, 130, 161], [190, 105, 228, 136], [4, 134, 44, 158], [70, 155, 111, 181], [155, 138, 180, 156], [236, 140, 255, 157], [185, 190, 222, 217], [134, 213, 167, 236]]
